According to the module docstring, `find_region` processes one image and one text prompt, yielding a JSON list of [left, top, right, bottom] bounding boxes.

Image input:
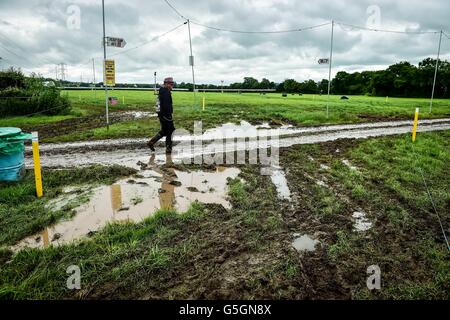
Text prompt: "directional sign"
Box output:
[[106, 37, 127, 48], [318, 58, 329, 64], [104, 59, 115, 86]]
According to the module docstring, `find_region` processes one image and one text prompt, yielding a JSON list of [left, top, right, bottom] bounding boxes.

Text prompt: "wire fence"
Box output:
[[410, 141, 450, 251]]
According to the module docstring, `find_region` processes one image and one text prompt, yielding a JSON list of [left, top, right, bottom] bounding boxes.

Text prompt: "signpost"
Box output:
[[101, 0, 126, 129], [318, 58, 329, 64], [104, 59, 115, 87], [106, 37, 127, 48]]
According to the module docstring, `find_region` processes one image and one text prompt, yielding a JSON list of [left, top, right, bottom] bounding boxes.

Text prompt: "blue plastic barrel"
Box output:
[[0, 150, 25, 181], [0, 127, 31, 182]]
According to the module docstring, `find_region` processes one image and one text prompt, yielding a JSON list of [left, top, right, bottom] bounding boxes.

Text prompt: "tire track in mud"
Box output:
[[24, 118, 450, 169]]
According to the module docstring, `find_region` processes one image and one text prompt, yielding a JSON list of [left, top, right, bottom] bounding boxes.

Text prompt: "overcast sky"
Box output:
[[0, 0, 449, 84]]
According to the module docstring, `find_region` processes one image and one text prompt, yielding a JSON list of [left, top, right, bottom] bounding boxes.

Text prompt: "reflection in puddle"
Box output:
[[352, 211, 372, 232], [12, 155, 240, 251], [292, 234, 319, 252]]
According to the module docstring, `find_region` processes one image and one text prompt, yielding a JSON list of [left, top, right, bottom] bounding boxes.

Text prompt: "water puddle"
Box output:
[[292, 234, 319, 252], [263, 166, 291, 200], [352, 211, 372, 232], [12, 156, 240, 251], [121, 111, 156, 119], [316, 180, 328, 188], [342, 159, 359, 171]]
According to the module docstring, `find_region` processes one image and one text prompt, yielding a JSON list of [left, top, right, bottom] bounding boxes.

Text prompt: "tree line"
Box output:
[[58, 57, 449, 98]]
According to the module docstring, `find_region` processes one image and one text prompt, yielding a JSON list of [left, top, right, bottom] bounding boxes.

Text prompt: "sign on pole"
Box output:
[[318, 58, 329, 64], [104, 59, 115, 87], [106, 37, 127, 48]]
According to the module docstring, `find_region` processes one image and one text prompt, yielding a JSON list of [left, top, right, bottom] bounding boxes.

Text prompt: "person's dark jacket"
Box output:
[[158, 87, 173, 120]]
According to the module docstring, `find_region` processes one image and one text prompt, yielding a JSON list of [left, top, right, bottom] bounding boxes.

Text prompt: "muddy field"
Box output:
[[1, 127, 449, 299]]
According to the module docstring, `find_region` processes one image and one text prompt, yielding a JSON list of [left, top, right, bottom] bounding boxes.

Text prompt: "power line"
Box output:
[[108, 22, 186, 58], [161, 0, 447, 35], [190, 20, 332, 34], [163, 0, 187, 20], [0, 31, 56, 66], [162, 0, 332, 34], [336, 21, 440, 35]]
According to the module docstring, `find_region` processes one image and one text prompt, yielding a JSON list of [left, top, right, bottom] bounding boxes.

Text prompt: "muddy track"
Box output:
[[24, 118, 450, 169], [22, 111, 156, 139]]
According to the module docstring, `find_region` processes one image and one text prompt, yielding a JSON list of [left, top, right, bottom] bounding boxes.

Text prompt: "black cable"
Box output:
[[108, 22, 186, 58], [336, 21, 440, 35], [163, 0, 187, 20], [190, 20, 331, 34]]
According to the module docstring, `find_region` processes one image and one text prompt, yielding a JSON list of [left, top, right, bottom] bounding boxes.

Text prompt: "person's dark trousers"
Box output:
[[148, 116, 175, 152], [159, 116, 175, 149]]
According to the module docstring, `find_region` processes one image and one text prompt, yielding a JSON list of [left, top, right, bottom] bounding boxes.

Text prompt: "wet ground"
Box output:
[[3, 128, 449, 299], [24, 118, 450, 169], [21, 110, 156, 140], [12, 157, 240, 251]]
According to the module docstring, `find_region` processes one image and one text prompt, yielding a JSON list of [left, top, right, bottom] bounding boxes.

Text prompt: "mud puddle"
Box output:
[[292, 234, 320, 252], [12, 160, 240, 251], [352, 211, 372, 232], [265, 166, 291, 200]]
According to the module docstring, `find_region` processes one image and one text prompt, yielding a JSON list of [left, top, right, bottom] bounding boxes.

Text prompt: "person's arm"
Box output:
[[158, 87, 169, 116]]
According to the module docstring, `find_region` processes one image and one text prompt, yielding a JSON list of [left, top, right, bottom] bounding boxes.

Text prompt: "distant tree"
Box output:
[[242, 77, 259, 89]]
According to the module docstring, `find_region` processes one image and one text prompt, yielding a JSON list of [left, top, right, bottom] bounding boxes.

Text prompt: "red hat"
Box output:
[[164, 77, 174, 83]]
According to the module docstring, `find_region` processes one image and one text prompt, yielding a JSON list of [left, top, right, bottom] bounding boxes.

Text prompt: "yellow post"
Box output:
[[122, 96, 125, 105], [385, 96, 388, 102], [313, 95, 315, 100], [31, 132, 43, 198], [412, 108, 419, 142], [202, 96, 205, 111]]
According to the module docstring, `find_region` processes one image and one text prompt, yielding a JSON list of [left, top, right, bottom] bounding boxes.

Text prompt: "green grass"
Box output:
[[0, 165, 284, 299], [0, 130, 448, 299], [1, 90, 448, 142], [327, 131, 450, 299]]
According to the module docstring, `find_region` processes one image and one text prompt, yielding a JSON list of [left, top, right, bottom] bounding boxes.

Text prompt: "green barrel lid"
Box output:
[[0, 127, 22, 138]]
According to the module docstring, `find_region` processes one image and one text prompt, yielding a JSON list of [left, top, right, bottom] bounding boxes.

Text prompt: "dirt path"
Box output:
[[25, 118, 450, 168], [21, 111, 156, 139]]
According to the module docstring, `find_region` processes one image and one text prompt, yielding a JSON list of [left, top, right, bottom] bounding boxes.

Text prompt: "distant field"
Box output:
[[1, 90, 449, 142]]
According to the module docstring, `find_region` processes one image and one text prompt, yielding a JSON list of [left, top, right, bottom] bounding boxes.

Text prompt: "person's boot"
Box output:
[[147, 133, 162, 151], [165, 144, 172, 154], [165, 141, 173, 154]]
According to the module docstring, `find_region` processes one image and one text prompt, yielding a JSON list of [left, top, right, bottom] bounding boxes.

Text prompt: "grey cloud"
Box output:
[[0, 0, 448, 84]]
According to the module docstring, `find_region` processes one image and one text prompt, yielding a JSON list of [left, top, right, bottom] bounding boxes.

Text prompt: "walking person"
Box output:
[[147, 77, 175, 153]]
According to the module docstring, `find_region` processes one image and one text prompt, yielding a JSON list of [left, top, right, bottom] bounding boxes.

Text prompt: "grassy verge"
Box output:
[[281, 130, 449, 299], [0, 91, 448, 143]]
